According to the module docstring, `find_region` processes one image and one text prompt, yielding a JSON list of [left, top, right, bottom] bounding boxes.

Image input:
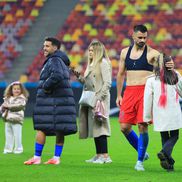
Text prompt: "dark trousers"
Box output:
[[160, 130, 179, 158], [94, 135, 108, 154]]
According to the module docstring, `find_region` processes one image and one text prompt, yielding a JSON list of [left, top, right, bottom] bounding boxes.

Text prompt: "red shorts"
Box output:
[[119, 85, 145, 125]]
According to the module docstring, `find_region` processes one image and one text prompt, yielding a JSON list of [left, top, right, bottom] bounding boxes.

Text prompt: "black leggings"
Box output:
[[94, 135, 108, 154], [160, 130, 179, 158]]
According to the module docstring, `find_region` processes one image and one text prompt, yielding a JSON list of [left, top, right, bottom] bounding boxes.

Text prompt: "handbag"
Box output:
[[79, 90, 96, 108], [94, 100, 107, 122]]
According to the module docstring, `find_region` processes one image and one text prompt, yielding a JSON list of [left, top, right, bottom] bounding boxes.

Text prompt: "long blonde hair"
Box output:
[[4, 81, 29, 98], [84, 39, 111, 76]]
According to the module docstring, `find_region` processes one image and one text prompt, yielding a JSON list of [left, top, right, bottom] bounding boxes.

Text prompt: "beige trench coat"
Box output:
[[78, 59, 112, 138]]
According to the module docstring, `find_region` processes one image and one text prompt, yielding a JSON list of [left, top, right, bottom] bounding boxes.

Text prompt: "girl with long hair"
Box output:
[[143, 53, 182, 171]]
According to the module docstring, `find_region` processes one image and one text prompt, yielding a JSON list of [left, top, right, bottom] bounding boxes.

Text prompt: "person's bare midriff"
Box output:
[[126, 70, 153, 86]]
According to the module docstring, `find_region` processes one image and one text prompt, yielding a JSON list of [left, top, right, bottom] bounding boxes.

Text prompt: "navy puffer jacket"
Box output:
[[33, 50, 77, 136]]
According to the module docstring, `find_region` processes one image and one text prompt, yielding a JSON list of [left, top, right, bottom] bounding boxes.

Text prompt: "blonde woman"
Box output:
[[73, 40, 112, 164]]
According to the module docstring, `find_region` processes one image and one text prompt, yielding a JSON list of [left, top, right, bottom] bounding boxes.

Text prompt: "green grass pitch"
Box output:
[[0, 117, 181, 182]]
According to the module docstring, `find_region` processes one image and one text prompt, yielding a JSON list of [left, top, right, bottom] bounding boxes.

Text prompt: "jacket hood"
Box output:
[[48, 50, 70, 66]]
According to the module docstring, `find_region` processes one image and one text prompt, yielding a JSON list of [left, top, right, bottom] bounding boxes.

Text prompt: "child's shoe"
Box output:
[[166, 165, 174, 172], [168, 157, 175, 165], [14, 149, 23, 154], [44, 158, 60, 165], [24, 157, 41, 165], [3, 149, 13, 154], [157, 150, 170, 169], [167, 157, 175, 172]]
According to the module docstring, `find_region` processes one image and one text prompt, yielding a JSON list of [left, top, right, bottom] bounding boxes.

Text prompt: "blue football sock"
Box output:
[[125, 130, 138, 151], [138, 133, 149, 161], [54, 145, 63, 157], [35, 142, 44, 157]]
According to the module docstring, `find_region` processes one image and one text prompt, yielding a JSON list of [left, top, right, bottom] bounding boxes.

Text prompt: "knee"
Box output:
[[120, 126, 131, 135], [36, 130, 46, 144], [36, 130, 46, 137], [138, 123, 148, 133]]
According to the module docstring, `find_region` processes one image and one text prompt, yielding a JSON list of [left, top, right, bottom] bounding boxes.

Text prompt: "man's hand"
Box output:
[[116, 96, 122, 107]]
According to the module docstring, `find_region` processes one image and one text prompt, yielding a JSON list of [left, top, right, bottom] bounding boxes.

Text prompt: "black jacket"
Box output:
[[33, 50, 77, 135]]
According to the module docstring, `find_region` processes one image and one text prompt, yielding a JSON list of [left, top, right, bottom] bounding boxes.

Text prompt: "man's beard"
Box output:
[[45, 53, 51, 58], [46, 53, 50, 58], [137, 42, 145, 48]]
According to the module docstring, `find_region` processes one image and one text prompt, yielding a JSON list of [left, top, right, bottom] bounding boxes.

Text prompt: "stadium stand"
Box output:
[[24, 0, 182, 82], [1, 0, 182, 82], [0, 0, 44, 79]]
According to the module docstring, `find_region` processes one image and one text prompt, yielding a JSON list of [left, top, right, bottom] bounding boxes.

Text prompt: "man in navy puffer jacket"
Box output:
[[24, 37, 77, 165]]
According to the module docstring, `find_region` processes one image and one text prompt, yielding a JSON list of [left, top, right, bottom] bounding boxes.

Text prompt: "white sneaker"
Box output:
[[14, 150, 23, 154], [102, 156, 112, 163], [92, 156, 104, 164], [144, 152, 149, 161], [134, 161, 145, 171], [3, 149, 13, 154], [85, 156, 98, 163]]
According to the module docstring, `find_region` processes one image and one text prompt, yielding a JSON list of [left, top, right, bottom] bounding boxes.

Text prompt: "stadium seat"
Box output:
[[15, 0, 182, 81], [0, 0, 43, 78]]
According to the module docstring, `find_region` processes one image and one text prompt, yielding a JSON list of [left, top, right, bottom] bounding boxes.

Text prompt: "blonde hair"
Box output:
[[84, 39, 111, 76], [4, 81, 29, 98]]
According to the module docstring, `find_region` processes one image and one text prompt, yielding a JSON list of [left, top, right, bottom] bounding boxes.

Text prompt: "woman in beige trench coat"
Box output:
[[73, 40, 112, 164]]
